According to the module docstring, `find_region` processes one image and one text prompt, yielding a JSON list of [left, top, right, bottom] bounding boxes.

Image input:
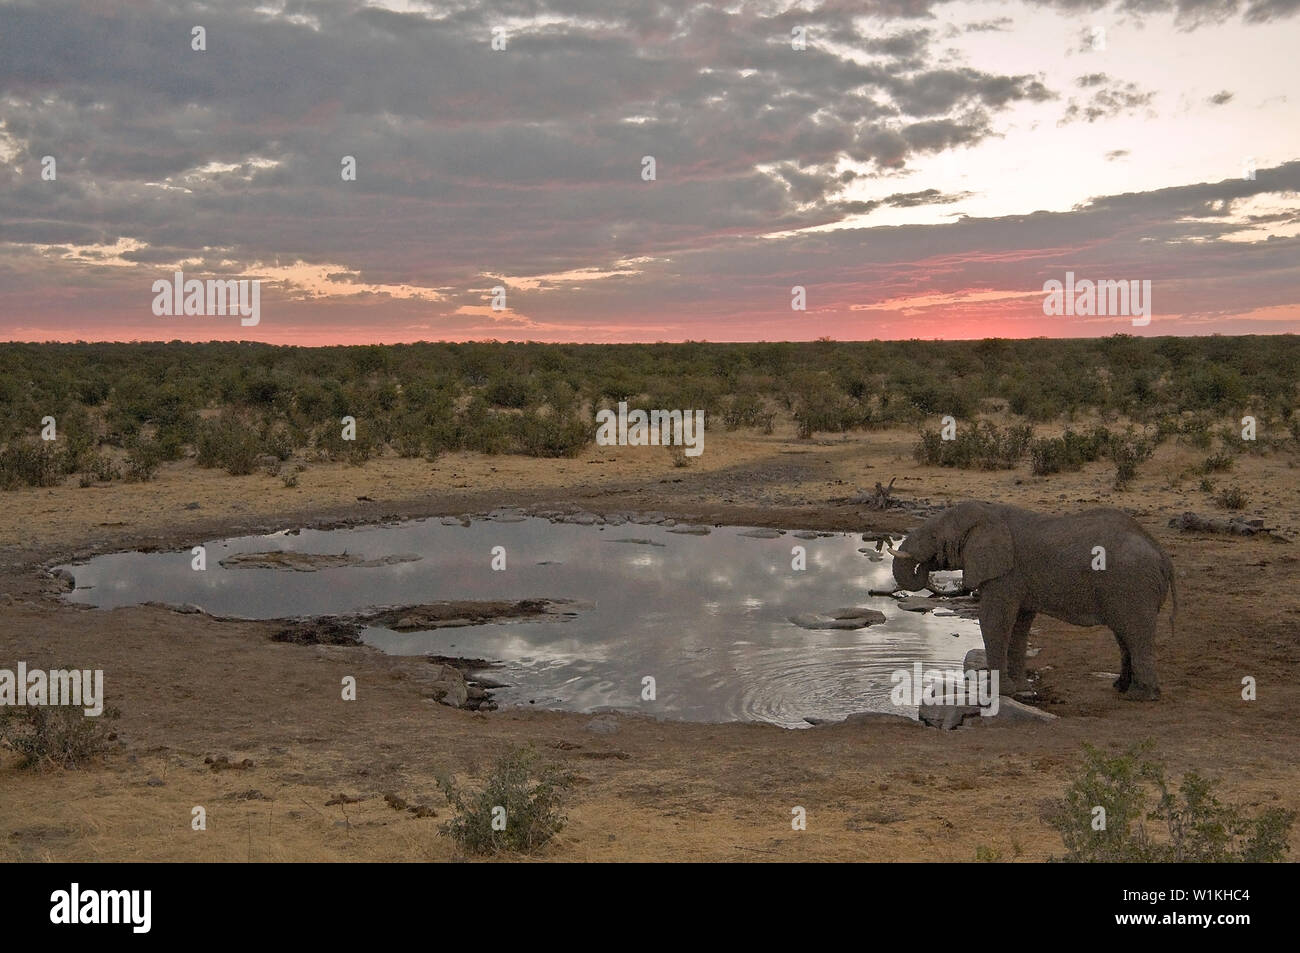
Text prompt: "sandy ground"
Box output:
[[1, 421, 1298, 861]]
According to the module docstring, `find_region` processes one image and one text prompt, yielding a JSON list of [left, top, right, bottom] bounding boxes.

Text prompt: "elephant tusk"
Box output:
[[885, 543, 903, 557]]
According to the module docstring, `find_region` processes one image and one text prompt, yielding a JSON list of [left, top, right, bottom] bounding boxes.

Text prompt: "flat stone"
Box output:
[[989, 697, 1058, 723], [917, 704, 984, 729], [897, 597, 938, 612], [788, 613, 874, 630], [830, 607, 888, 624]]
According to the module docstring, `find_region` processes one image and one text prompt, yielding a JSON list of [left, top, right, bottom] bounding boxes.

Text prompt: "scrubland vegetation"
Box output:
[[0, 336, 1295, 489]]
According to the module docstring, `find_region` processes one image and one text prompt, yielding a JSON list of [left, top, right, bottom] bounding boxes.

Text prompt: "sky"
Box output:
[[1, 0, 1299, 344]]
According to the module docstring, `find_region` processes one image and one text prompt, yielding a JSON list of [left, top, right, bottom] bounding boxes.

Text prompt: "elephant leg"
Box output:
[[1004, 610, 1034, 695], [1111, 632, 1132, 692], [1115, 613, 1160, 701], [977, 591, 1019, 696]]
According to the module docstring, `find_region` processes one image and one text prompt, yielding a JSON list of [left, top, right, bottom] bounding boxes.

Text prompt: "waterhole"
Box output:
[[56, 514, 981, 727]]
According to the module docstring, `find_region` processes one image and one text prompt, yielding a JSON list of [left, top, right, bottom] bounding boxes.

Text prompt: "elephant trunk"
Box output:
[[891, 553, 935, 591]]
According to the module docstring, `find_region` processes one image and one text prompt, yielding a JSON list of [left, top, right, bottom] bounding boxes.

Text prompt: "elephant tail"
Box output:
[[1164, 554, 1177, 640]]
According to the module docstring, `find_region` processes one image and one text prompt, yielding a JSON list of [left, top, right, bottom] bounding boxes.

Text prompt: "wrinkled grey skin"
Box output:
[[891, 502, 1175, 699]]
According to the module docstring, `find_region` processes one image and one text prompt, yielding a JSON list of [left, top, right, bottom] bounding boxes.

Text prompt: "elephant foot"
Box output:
[[1000, 675, 1029, 696], [1113, 675, 1131, 692], [1121, 683, 1161, 702]]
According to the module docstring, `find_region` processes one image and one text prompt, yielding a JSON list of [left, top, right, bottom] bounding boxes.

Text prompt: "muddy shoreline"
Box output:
[[20, 488, 920, 575]]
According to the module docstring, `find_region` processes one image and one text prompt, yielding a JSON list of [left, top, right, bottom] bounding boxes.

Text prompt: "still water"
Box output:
[[57, 515, 980, 727]]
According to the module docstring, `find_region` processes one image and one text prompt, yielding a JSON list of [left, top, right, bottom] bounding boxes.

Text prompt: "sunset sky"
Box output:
[[2, 0, 1299, 343]]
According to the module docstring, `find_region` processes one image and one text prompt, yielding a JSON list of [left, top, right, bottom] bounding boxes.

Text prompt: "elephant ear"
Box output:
[[961, 519, 1014, 589]]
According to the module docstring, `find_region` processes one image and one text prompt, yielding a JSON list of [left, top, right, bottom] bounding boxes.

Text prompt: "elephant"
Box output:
[[888, 501, 1175, 700]]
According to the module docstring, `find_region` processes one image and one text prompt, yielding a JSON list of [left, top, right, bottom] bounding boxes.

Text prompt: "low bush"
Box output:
[[0, 439, 62, 489], [196, 414, 262, 475], [0, 706, 120, 769], [1030, 426, 1112, 476], [1108, 430, 1156, 490], [512, 411, 590, 458], [914, 421, 1033, 470], [1214, 484, 1249, 510], [436, 747, 572, 855], [124, 434, 165, 482], [1047, 743, 1294, 862]]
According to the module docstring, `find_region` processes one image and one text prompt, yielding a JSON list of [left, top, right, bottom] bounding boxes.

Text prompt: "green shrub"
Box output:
[[56, 406, 99, 473], [391, 425, 428, 459], [1197, 452, 1234, 475], [79, 452, 120, 486], [895, 371, 976, 419], [1179, 365, 1248, 411], [720, 393, 766, 430], [1047, 743, 1294, 862], [513, 411, 590, 458], [914, 421, 1032, 470], [1214, 484, 1249, 510], [454, 399, 511, 455], [1108, 430, 1155, 490], [791, 373, 866, 438], [196, 414, 262, 475], [310, 417, 381, 464], [0, 705, 120, 769], [484, 377, 534, 409], [124, 434, 165, 482], [1176, 414, 1215, 450], [260, 423, 296, 461], [1030, 427, 1112, 476], [0, 439, 62, 489], [436, 747, 572, 855]]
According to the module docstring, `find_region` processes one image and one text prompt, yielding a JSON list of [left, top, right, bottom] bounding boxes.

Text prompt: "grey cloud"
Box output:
[[839, 187, 973, 214], [1060, 77, 1156, 123], [965, 17, 1015, 31]]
